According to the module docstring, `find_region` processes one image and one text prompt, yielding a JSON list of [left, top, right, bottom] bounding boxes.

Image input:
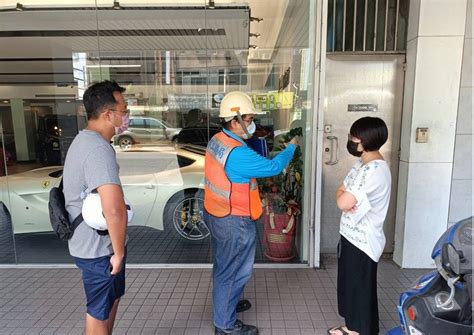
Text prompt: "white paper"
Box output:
[[346, 192, 371, 224], [273, 129, 290, 137]]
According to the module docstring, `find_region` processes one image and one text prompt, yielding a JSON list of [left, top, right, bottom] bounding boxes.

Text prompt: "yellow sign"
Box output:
[[251, 92, 294, 111]]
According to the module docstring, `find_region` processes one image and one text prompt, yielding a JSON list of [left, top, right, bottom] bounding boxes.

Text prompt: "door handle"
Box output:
[[325, 135, 339, 165]]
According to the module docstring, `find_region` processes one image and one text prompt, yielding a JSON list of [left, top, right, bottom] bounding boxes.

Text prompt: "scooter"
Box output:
[[387, 216, 472, 335]]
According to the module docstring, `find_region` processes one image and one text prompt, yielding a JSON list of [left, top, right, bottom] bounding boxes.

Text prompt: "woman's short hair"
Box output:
[[350, 117, 388, 151]]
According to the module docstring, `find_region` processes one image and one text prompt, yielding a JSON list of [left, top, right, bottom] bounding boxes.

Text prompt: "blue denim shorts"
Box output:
[[74, 254, 126, 321]]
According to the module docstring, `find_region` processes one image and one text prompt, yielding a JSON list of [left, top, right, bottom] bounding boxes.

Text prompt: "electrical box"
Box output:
[[416, 127, 429, 143]]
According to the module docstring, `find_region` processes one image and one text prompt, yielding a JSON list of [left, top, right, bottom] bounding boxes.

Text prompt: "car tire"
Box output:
[[163, 189, 209, 241], [118, 136, 133, 149]]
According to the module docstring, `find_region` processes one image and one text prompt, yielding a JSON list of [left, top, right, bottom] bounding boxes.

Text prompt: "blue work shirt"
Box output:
[[222, 128, 296, 183]]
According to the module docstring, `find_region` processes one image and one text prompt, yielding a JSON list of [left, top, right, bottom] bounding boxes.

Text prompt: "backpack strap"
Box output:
[[60, 177, 83, 230], [71, 213, 83, 230]]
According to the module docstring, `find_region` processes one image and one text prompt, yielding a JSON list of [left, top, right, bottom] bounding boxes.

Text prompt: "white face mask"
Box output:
[[241, 121, 256, 140], [247, 121, 256, 135]]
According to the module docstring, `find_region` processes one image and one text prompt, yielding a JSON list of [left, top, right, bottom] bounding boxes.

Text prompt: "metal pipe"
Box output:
[[333, 0, 336, 52], [363, 0, 368, 51], [394, 0, 400, 50], [384, 0, 389, 51], [353, 0, 357, 51], [342, 0, 346, 51], [374, 0, 378, 51]]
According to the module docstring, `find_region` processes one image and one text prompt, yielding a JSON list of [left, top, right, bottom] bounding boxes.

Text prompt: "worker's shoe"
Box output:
[[215, 320, 258, 335], [236, 299, 252, 313]]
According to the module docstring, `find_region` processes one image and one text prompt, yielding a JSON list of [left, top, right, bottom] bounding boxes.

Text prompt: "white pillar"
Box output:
[[11, 99, 36, 162], [393, 0, 468, 268]]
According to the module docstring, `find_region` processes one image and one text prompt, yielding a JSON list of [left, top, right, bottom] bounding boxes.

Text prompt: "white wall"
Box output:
[[449, 0, 472, 227], [394, 0, 468, 268]]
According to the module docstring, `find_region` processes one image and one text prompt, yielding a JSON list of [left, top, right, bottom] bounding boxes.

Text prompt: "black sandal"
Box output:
[[236, 299, 252, 313]]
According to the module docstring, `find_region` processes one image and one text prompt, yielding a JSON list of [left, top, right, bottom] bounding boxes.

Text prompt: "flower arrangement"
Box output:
[[260, 127, 303, 213]]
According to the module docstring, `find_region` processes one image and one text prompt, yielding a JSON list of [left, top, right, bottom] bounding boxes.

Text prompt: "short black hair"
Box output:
[[83, 80, 126, 120], [350, 117, 388, 151]]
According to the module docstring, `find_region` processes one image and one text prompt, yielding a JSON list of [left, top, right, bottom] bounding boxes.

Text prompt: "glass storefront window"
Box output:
[[0, 0, 316, 265]]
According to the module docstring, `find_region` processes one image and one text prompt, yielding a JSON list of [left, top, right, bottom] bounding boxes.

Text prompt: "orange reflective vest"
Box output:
[[204, 132, 263, 220]]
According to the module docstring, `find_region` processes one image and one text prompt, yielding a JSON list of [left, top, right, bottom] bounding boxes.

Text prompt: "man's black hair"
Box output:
[[83, 80, 126, 120]]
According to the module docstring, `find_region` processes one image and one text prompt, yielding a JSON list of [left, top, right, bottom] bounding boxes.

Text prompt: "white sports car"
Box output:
[[0, 145, 209, 241]]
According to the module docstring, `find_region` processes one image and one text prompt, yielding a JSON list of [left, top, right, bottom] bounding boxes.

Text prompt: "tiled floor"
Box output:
[[0, 258, 426, 335]]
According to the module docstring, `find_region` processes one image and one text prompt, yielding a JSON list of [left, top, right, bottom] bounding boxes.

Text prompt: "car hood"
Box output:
[[1, 166, 62, 180]]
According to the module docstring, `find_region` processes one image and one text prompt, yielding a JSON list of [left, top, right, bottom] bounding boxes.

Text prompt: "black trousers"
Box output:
[[337, 236, 379, 335]]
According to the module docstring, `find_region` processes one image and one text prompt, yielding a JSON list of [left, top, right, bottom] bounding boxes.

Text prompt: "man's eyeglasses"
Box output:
[[110, 109, 130, 116]]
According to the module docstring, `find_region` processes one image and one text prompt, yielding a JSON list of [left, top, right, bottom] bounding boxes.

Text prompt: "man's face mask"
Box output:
[[110, 111, 130, 135], [246, 121, 256, 136]]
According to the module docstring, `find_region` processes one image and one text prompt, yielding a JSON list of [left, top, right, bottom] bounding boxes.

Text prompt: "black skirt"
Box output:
[[337, 235, 379, 335]]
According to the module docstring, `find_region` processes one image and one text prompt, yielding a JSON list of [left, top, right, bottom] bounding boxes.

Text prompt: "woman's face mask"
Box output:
[[346, 134, 363, 157]]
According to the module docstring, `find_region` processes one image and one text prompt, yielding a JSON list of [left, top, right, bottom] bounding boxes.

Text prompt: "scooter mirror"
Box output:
[[441, 243, 461, 276]]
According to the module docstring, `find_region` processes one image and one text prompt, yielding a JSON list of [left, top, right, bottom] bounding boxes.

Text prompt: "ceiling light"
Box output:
[[113, 1, 121, 10], [249, 33, 261, 38], [86, 64, 141, 68], [66, 100, 71, 103], [208, 0, 215, 9], [15, 2, 24, 11], [250, 17, 263, 23], [2, 100, 9, 104]]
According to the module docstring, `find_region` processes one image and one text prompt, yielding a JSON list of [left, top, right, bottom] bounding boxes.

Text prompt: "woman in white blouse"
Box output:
[[328, 117, 391, 335]]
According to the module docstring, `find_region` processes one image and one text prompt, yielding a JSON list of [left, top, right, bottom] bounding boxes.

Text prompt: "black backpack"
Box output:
[[48, 179, 83, 241]]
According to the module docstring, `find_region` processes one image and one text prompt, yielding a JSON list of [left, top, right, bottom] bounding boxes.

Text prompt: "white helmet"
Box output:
[[219, 91, 255, 121], [82, 193, 134, 231]]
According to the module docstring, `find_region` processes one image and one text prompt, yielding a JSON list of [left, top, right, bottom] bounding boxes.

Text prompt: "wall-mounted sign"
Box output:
[[348, 104, 378, 112], [251, 92, 294, 111], [168, 94, 207, 110]]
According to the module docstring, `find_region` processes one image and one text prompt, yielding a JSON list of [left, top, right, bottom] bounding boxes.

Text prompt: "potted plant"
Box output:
[[260, 127, 303, 261]]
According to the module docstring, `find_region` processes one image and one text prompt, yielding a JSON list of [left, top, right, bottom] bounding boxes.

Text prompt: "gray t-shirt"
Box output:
[[63, 129, 122, 259]]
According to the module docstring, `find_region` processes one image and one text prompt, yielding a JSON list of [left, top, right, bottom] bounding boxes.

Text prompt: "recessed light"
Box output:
[[66, 100, 71, 103], [2, 100, 8, 104]]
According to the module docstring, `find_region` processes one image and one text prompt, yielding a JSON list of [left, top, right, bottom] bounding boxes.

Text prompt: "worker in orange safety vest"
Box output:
[[204, 91, 299, 335]]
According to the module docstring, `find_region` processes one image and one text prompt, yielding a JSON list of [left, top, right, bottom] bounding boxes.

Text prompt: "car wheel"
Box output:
[[164, 189, 209, 241], [118, 136, 133, 149]]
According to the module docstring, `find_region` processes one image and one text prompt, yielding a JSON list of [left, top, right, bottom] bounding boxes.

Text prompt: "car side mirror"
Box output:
[[441, 243, 461, 276]]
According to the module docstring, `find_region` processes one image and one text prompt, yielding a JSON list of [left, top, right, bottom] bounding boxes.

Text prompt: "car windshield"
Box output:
[[159, 119, 172, 128], [46, 118, 79, 136]]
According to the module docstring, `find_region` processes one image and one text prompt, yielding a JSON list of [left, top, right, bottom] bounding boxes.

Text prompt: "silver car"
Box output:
[[114, 117, 181, 149]]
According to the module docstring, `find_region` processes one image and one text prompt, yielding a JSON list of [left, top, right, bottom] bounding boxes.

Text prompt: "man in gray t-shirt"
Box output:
[[63, 80, 129, 335]]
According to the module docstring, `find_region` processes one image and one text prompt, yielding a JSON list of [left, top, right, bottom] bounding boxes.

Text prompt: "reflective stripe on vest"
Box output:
[[204, 177, 231, 199]]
